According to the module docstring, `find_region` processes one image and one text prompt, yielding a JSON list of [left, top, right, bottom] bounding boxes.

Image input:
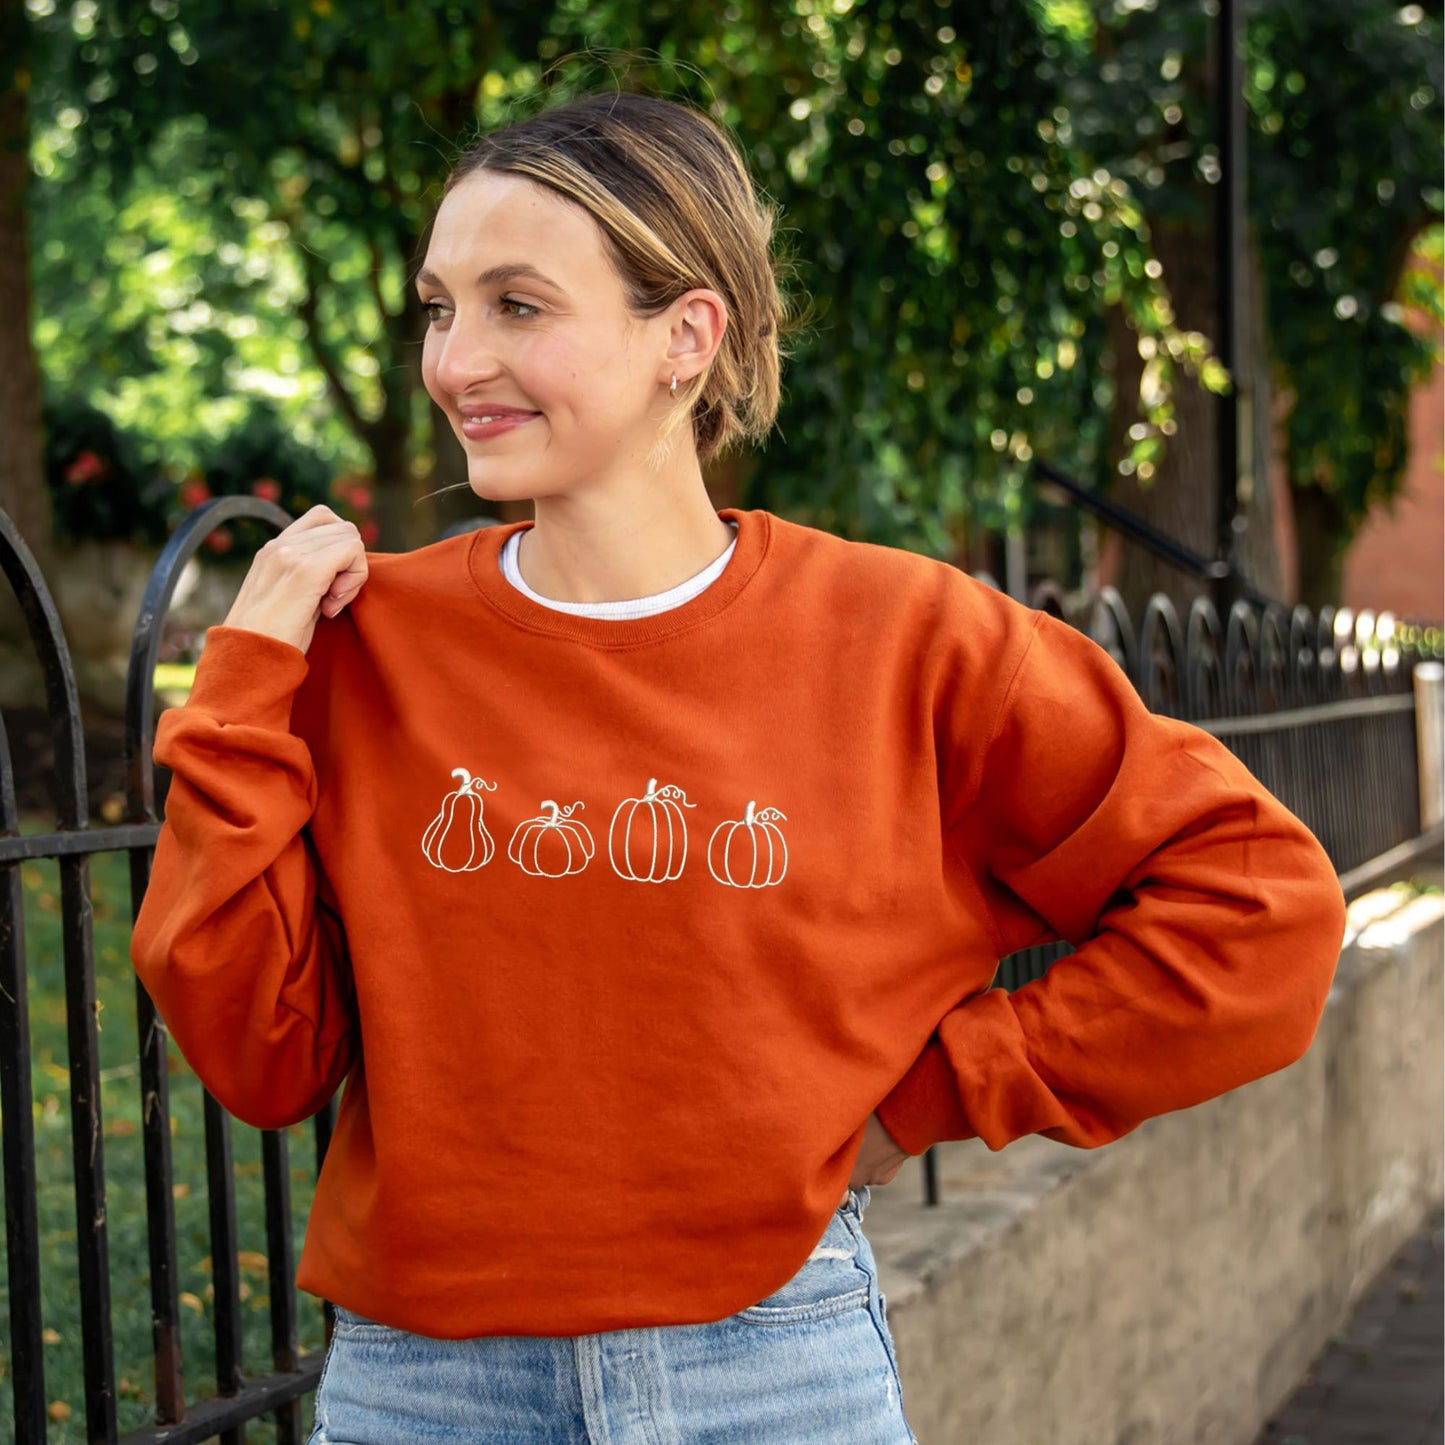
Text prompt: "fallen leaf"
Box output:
[[178, 1292, 204, 1315], [48, 1401, 71, 1422]]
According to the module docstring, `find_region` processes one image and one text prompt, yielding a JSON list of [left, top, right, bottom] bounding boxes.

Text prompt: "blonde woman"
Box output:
[[132, 90, 1346, 1442]]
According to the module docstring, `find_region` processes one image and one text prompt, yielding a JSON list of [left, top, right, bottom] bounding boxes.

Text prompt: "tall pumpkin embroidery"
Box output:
[[421, 768, 498, 873], [508, 800, 595, 878], [609, 777, 696, 883], [708, 800, 789, 888]]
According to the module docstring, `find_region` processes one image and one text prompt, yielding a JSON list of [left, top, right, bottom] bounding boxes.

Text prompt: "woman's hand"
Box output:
[[840, 1112, 911, 1206], [222, 504, 369, 655]]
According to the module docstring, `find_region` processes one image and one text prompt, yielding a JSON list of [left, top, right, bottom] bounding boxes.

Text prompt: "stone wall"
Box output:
[[867, 879, 1444, 1445]]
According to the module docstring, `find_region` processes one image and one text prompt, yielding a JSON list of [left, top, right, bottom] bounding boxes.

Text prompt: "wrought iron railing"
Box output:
[[2, 496, 1440, 1441]]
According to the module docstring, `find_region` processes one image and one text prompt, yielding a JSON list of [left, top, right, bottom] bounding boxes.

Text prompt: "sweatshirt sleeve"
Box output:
[[130, 625, 360, 1131], [873, 604, 1347, 1156]]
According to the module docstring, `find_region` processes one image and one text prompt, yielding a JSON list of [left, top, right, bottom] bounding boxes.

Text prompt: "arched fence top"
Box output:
[[1087, 586, 1136, 680], [1185, 596, 1225, 721], [0, 511, 89, 830], [125, 496, 292, 819], [1139, 593, 1186, 718], [1027, 585, 1432, 723]]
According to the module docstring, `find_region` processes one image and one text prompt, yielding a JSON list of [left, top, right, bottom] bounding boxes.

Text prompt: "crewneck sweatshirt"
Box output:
[[130, 506, 1347, 1339]]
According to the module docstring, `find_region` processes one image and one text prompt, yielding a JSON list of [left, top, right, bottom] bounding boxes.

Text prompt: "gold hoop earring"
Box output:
[[670, 373, 679, 398]]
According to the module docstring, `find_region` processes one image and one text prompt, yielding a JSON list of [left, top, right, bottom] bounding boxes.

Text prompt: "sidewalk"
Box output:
[[1254, 1210, 1443, 1445]]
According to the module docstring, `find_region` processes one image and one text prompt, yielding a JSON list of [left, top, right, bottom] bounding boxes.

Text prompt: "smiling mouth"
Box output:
[[458, 410, 539, 440]]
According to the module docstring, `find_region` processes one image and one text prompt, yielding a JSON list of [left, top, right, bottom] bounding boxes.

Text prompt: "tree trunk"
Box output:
[[368, 414, 421, 553], [1104, 214, 1283, 624], [1291, 479, 1348, 612], [0, 4, 51, 573]]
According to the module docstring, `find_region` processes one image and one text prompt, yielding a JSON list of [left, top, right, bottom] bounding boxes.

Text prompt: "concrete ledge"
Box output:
[[867, 878, 1444, 1445]]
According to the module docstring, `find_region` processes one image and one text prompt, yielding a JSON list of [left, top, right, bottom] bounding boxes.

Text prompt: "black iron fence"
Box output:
[[2, 496, 1441, 1443]]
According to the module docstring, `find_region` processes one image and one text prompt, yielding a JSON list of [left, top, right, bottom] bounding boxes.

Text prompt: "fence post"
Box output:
[[1415, 661, 1444, 831]]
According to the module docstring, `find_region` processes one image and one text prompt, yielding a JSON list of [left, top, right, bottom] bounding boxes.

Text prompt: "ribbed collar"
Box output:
[[465, 507, 770, 649]]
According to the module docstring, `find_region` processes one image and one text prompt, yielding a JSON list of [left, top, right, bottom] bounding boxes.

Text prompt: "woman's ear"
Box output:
[[663, 288, 728, 388]]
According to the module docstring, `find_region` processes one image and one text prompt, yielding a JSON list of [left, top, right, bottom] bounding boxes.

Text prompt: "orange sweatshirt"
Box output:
[[130, 506, 1347, 1338]]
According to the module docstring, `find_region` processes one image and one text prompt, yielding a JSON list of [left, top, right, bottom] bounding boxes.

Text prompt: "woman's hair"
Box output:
[[445, 91, 789, 465]]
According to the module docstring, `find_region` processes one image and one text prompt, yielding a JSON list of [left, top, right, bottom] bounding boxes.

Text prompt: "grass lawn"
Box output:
[[1, 827, 327, 1442]]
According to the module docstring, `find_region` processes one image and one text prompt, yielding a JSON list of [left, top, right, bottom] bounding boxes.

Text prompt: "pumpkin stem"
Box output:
[[744, 800, 756, 826], [644, 777, 658, 799], [451, 767, 471, 787], [540, 800, 560, 824]]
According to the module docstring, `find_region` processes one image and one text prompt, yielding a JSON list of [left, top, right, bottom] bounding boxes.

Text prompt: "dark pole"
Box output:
[[1214, 0, 1247, 616]]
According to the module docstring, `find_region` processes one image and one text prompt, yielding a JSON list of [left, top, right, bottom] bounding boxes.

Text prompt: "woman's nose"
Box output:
[[430, 316, 503, 395]]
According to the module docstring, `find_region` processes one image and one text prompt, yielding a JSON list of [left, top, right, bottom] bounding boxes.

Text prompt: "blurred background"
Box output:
[[2, 0, 1441, 711]]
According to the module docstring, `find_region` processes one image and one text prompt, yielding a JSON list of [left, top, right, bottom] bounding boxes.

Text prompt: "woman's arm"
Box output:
[[130, 626, 360, 1131], [874, 606, 1347, 1156]]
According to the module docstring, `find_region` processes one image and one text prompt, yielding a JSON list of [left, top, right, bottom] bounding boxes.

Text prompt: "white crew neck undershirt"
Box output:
[[499, 522, 740, 619]]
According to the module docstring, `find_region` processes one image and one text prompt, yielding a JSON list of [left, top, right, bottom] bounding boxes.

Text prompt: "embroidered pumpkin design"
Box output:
[[508, 800, 595, 878], [421, 767, 498, 873], [708, 800, 789, 888], [609, 777, 696, 882]]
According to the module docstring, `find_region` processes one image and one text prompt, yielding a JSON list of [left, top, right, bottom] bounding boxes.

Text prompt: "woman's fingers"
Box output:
[[222, 504, 371, 653]]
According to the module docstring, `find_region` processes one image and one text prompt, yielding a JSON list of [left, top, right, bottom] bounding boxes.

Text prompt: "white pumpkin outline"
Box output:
[[507, 800, 595, 878], [708, 800, 789, 888], [608, 777, 696, 883], [421, 767, 499, 873]]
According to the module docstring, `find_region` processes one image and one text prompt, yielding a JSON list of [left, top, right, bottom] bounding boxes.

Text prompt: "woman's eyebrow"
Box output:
[[415, 263, 565, 293]]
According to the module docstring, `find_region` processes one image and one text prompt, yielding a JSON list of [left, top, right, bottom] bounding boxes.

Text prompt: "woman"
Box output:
[[131, 90, 1347, 1443]]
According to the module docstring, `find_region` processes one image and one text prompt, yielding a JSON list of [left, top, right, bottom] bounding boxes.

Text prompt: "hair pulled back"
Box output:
[[446, 91, 788, 465]]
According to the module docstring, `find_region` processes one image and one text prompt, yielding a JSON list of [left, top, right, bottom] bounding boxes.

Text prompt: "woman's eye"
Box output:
[[419, 300, 451, 324], [499, 296, 539, 319]]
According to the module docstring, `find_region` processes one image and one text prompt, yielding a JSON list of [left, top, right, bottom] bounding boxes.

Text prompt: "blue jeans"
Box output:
[[306, 1186, 916, 1443]]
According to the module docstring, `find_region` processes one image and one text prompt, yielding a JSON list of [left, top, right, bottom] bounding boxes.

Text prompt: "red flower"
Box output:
[[251, 478, 282, 503], [63, 450, 108, 485], [203, 530, 234, 554], [180, 477, 211, 509], [358, 519, 381, 546]]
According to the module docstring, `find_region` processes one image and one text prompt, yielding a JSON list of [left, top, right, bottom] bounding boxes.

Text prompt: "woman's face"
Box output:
[[417, 171, 677, 504]]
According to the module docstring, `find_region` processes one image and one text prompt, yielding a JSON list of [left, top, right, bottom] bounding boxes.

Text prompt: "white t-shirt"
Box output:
[[498, 521, 740, 619]]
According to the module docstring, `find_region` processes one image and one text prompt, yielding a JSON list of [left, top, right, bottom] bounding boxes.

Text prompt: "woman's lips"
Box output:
[[458, 410, 539, 441]]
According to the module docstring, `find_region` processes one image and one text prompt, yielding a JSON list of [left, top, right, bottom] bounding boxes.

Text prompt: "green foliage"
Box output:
[[1248, 0, 1443, 534], [1060, 0, 1443, 535], [19, 0, 1444, 569], [190, 404, 338, 558], [43, 395, 171, 546]]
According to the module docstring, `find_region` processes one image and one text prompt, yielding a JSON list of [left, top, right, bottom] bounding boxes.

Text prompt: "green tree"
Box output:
[[1066, 0, 1442, 612], [26, 0, 1207, 560], [29, 0, 557, 548], [22, 0, 1437, 610]]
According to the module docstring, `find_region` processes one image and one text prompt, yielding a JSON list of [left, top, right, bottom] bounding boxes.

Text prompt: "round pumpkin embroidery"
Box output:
[[609, 777, 696, 882], [421, 768, 498, 873], [708, 800, 789, 888], [508, 800, 595, 878]]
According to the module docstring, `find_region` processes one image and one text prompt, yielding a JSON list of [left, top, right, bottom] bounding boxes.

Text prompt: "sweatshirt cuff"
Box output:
[[182, 626, 311, 729], [873, 1035, 974, 1156]]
